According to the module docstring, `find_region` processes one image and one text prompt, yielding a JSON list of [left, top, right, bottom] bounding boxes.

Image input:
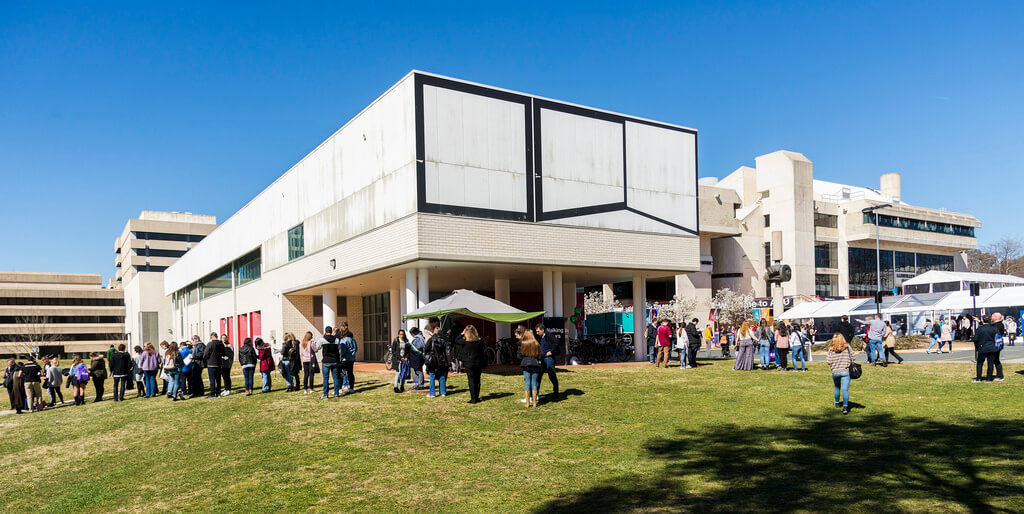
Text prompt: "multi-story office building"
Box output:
[[114, 211, 217, 348], [0, 272, 125, 357], [688, 150, 980, 306], [164, 71, 700, 361]]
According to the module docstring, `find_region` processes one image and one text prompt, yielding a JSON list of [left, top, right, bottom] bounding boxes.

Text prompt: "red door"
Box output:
[[219, 318, 226, 338], [227, 316, 234, 346], [251, 311, 262, 338], [238, 313, 248, 345]]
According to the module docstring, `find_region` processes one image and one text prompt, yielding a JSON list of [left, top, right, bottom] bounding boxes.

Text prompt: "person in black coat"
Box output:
[[190, 335, 206, 398], [204, 333, 225, 398], [457, 326, 488, 403], [220, 334, 234, 395], [836, 315, 855, 345], [973, 314, 1004, 382], [109, 344, 134, 401]]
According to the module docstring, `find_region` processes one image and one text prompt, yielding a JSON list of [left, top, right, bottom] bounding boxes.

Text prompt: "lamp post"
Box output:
[[862, 203, 892, 315]]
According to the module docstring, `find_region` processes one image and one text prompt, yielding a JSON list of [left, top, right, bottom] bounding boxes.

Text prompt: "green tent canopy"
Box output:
[[402, 289, 544, 323]]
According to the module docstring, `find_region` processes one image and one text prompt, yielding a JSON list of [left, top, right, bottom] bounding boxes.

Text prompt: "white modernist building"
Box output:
[[164, 71, 700, 361]]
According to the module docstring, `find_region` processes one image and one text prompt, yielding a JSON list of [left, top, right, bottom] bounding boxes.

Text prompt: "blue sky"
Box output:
[[2, 2, 1022, 283]]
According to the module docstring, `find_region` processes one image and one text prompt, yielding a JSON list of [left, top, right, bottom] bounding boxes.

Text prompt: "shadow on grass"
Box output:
[[536, 412, 1024, 513], [479, 392, 513, 402]]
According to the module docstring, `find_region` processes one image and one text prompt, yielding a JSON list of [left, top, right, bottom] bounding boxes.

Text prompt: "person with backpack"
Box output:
[[89, 352, 107, 403], [68, 354, 90, 406], [520, 329, 543, 408], [407, 327, 427, 391], [4, 359, 25, 414], [973, 314, 1005, 383], [220, 334, 234, 396], [424, 333, 449, 398], [458, 325, 487, 403], [318, 327, 341, 399], [790, 323, 807, 372], [162, 342, 183, 401], [44, 357, 65, 405], [338, 325, 358, 395], [257, 338, 275, 393], [237, 338, 257, 396], [109, 344, 133, 402], [826, 333, 855, 415]]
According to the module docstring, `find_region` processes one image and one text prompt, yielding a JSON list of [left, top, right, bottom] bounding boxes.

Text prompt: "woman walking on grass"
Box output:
[[238, 337, 257, 396], [790, 323, 807, 372], [733, 321, 755, 371], [774, 323, 790, 372], [520, 329, 543, 408], [826, 333, 854, 415], [883, 321, 904, 364], [299, 331, 317, 394]]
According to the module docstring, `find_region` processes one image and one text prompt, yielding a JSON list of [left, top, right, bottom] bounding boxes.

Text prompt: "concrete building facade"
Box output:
[[0, 272, 125, 357], [114, 211, 217, 348], [164, 71, 700, 361], [686, 150, 980, 311]]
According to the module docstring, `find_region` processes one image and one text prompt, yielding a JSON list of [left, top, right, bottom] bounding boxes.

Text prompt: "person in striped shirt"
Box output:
[[826, 333, 855, 415]]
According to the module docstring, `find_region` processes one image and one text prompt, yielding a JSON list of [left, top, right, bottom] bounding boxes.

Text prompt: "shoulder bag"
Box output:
[[847, 348, 862, 380]]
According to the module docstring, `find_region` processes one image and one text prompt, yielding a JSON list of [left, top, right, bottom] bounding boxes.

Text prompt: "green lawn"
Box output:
[[1, 362, 1022, 512]]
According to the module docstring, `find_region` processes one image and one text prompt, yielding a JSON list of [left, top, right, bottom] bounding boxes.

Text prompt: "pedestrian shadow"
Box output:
[[349, 383, 388, 394], [478, 392, 513, 402], [539, 388, 585, 405], [534, 413, 1024, 513]]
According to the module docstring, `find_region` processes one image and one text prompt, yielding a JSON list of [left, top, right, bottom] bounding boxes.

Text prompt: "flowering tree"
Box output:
[[659, 294, 699, 326], [583, 290, 619, 315], [711, 288, 754, 326]]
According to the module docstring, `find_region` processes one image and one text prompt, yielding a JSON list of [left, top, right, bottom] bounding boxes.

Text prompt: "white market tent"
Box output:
[[901, 270, 1024, 294], [779, 285, 1024, 323]]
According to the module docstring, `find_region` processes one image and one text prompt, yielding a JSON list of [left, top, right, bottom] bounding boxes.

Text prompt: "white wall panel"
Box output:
[[422, 84, 527, 213], [625, 121, 697, 231], [540, 109, 623, 212]]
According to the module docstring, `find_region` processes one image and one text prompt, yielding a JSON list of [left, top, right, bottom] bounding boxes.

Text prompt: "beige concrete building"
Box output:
[[0, 272, 125, 357], [683, 150, 980, 314], [114, 211, 217, 348]]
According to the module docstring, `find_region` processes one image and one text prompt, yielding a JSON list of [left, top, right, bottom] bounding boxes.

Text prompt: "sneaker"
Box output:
[[834, 402, 841, 408], [520, 398, 528, 403], [842, 406, 850, 415], [440, 394, 446, 397], [346, 389, 354, 394], [320, 395, 328, 400], [993, 377, 1005, 382], [394, 387, 401, 393], [972, 379, 983, 383], [427, 395, 435, 398]]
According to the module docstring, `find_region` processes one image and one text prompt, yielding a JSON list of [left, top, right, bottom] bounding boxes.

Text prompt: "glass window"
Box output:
[[815, 241, 838, 268], [848, 247, 893, 297], [288, 224, 304, 261], [814, 213, 838, 228], [362, 293, 390, 362], [200, 264, 232, 299], [815, 274, 839, 297], [862, 213, 974, 237], [764, 214, 770, 227], [234, 248, 262, 287]]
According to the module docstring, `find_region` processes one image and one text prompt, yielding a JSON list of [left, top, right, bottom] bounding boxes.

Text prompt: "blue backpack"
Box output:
[[74, 364, 90, 382]]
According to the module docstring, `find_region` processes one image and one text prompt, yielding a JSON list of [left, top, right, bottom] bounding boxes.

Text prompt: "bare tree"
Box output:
[[14, 315, 62, 359], [583, 290, 620, 315], [983, 237, 1024, 275], [711, 288, 754, 327], [964, 249, 997, 273]]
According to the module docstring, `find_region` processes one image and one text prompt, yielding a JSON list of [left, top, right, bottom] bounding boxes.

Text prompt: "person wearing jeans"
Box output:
[[826, 333, 854, 415], [790, 334, 806, 371], [858, 315, 888, 366], [407, 327, 427, 390], [237, 338, 257, 395], [338, 325, 358, 394], [108, 345, 132, 402], [536, 324, 560, 397], [973, 314, 1005, 382]]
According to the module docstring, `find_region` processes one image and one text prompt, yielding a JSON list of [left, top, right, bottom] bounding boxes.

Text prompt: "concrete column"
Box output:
[[552, 271, 563, 317], [632, 274, 646, 362], [495, 278, 511, 339], [404, 269, 417, 331], [563, 281, 577, 339], [389, 287, 402, 340], [542, 270, 554, 316], [417, 268, 430, 309], [602, 283, 614, 302], [322, 288, 337, 331]]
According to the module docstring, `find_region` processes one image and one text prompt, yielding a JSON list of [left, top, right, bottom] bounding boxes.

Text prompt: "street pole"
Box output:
[[875, 211, 881, 316]]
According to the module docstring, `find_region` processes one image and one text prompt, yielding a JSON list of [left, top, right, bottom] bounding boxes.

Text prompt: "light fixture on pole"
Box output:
[[861, 203, 893, 315]]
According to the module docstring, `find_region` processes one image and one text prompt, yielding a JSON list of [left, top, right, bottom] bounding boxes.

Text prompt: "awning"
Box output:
[[403, 289, 544, 323], [778, 298, 869, 320]]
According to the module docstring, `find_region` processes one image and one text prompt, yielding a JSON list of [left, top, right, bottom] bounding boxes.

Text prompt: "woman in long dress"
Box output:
[[733, 321, 755, 371]]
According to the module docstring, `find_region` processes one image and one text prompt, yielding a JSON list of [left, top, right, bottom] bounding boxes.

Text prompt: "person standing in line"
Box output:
[[319, 327, 341, 399], [131, 346, 145, 398], [676, 323, 689, 368], [790, 323, 807, 372], [162, 342, 182, 401], [237, 337, 257, 396], [883, 321, 904, 364], [654, 319, 672, 368], [105, 344, 115, 370], [338, 323, 358, 394], [21, 357, 43, 411], [88, 352, 107, 403], [857, 315, 887, 367], [108, 345, 131, 402], [204, 333, 224, 399], [535, 324, 561, 399], [733, 322, 755, 371], [67, 355, 89, 406], [177, 342, 192, 400], [1005, 316, 1018, 346], [5, 359, 25, 414], [520, 329, 543, 408], [44, 357, 65, 405], [257, 338, 275, 393], [391, 329, 409, 393], [220, 334, 234, 396], [684, 318, 702, 369], [826, 333, 854, 415], [972, 314, 1005, 383], [755, 320, 772, 370], [299, 331, 317, 394], [773, 323, 790, 372], [407, 327, 427, 391], [139, 343, 160, 398], [458, 325, 487, 404], [190, 335, 206, 398], [280, 333, 297, 392], [424, 333, 449, 398], [646, 320, 658, 364], [158, 341, 170, 396]]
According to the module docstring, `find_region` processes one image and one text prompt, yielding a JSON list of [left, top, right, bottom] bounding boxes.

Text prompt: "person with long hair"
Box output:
[[790, 323, 807, 372], [132, 346, 146, 398], [139, 343, 160, 398], [520, 329, 542, 407], [733, 321, 755, 371], [257, 338, 275, 393], [774, 322, 790, 372], [391, 329, 409, 394], [424, 331, 449, 398], [164, 342, 185, 400], [883, 320, 904, 364], [4, 358, 25, 414], [756, 320, 772, 369], [826, 333, 854, 415], [44, 356, 65, 405], [280, 333, 297, 392], [458, 325, 487, 403], [220, 333, 234, 396], [238, 337, 257, 396], [89, 351, 107, 402], [299, 331, 317, 394], [68, 354, 89, 406]]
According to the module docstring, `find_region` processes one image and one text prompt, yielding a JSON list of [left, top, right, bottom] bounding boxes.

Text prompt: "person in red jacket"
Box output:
[[257, 338, 275, 393], [655, 319, 672, 368]]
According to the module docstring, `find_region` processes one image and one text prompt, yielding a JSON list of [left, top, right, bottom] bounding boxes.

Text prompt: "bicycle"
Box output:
[[609, 335, 635, 362], [567, 337, 594, 365], [495, 337, 520, 365], [383, 345, 394, 371]]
